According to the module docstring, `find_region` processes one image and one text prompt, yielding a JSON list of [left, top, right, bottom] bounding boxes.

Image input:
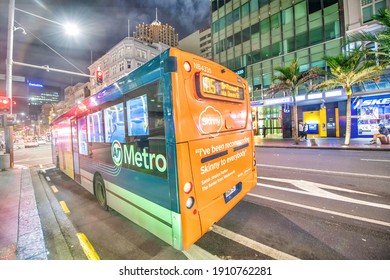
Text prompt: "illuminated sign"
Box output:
[[200, 75, 244, 100], [28, 82, 44, 88], [235, 67, 246, 78], [361, 98, 390, 106]]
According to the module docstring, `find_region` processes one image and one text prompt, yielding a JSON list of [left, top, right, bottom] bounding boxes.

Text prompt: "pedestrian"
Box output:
[[303, 122, 308, 140], [369, 123, 389, 144], [298, 122, 304, 141], [262, 124, 267, 138]]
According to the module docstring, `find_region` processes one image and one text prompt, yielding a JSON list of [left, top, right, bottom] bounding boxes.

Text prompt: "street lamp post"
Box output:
[[5, 0, 15, 168], [5, 0, 93, 168]]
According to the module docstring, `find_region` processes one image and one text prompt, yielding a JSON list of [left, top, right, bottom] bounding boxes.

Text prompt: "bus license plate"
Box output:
[[224, 182, 242, 203]]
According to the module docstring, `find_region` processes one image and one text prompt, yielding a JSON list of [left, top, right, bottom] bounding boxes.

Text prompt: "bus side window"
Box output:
[[104, 103, 125, 143]]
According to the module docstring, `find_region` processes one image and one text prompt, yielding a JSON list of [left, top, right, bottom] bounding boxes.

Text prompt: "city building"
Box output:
[[179, 26, 212, 59], [134, 9, 179, 47], [88, 37, 169, 95], [211, 0, 389, 139]]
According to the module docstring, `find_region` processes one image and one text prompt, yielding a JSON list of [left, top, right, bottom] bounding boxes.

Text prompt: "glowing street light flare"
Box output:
[[64, 23, 80, 36]]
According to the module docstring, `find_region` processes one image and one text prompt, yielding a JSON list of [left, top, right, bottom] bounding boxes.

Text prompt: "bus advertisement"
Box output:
[[51, 48, 257, 250]]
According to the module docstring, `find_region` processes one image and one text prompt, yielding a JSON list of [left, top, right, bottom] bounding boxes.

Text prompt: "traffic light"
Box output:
[[96, 69, 103, 85], [0, 96, 11, 113]]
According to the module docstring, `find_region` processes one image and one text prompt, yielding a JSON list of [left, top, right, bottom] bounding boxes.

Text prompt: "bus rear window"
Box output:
[[195, 72, 244, 101]]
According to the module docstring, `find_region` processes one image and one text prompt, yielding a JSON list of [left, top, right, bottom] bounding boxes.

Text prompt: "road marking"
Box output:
[[51, 185, 58, 193], [60, 201, 70, 214], [360, 158, 390, 162], [257, 163, 390, 179], [212, 225, 299, 260], [258, 177, 390, 210], [183, 245, 220, 260], [248, 193, 390, 227], [259, 176, 379, 196], [77, 232, 100, 260], [39, 164, 43, 168], [45, 176, 51, 182]]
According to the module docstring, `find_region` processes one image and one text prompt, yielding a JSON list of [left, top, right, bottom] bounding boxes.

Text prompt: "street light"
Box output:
[[5, 0, 92, 168]]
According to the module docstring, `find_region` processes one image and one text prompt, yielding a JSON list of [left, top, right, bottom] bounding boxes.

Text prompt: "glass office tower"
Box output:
[[211, 0, 388, 139]]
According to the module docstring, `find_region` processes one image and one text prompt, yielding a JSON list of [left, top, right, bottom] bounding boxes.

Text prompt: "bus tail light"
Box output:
[[253, 151, 256, 166], [183, 182, 193, 194], [186, 197, 195, 209], [183, 61, 191, 72]]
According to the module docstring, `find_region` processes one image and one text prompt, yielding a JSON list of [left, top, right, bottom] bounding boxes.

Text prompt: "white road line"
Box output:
[[248, 193, 390, 227], [257, 163, 390, 179], [257, 177, 390, 209], [212, 225, 299, 260], [183, 245, 221, 260], [259, 176, 379, 196], [360, 158, 390, 162]]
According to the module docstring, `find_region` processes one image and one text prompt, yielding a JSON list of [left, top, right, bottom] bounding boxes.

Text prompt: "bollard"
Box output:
[[310, 137, 318, 147], [0, 153, 11, 171]]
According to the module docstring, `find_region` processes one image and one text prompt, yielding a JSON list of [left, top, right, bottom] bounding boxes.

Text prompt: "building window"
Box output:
[[136, 49, 147, 59], [119, 61, 125, 72], [362, 0, 386, 23]]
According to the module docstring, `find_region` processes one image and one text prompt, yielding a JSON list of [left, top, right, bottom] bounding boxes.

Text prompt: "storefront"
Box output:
[[251, 98, 290, 139], [251, 89, 347, 139], [352, 93, 390, 138]]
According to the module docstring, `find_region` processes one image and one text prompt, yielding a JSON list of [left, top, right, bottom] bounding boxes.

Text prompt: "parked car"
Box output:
[[37, 139, 46, 145]]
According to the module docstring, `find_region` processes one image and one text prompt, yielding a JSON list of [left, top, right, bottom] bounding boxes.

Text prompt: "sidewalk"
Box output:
[[0, 137, 389, 260], [0, 165, 47, 260], [255, 136, 390, 151]]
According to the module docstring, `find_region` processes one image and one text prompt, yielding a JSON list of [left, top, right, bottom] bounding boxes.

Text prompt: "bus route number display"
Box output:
[[201, 75, 244, 100]]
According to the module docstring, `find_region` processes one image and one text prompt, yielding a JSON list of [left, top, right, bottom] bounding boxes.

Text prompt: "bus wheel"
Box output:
[[94, 174, 108, 211]]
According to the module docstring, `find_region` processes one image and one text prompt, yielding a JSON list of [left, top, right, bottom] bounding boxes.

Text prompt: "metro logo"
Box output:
[[123, 145, 167, 173], [361, 98, 390, 106], [111, 140, 167, 173]]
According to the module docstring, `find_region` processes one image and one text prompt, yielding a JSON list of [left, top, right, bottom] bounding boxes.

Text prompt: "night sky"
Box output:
[[0, 0, 211, 91]]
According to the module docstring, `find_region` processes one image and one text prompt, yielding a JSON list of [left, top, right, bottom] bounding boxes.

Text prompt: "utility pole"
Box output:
[[5, 0, 15, 168]]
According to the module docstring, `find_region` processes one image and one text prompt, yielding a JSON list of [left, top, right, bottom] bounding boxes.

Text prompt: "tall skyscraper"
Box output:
[[134, 9, 179, 47]]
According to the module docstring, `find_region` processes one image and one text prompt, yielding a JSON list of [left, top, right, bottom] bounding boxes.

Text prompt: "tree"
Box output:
[[348, 9, 390, 63], [267, 58, 318, 144], [311, 48, 384, 145]]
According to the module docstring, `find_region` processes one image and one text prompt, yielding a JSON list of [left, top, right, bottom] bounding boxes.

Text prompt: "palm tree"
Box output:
[[348, 8, 390, 63], [267, 58, 318, 144], [311, 48, 384, 145]]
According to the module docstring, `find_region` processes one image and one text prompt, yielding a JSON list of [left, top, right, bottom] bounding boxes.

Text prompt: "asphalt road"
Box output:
[[14, 145, 390, 260]]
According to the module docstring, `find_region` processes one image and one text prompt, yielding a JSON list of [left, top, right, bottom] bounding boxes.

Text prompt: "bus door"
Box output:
[[71, 119, 81, 184]]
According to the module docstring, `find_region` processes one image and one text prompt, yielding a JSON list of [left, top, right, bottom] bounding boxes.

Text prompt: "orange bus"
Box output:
[[51, 48, 257, 250]]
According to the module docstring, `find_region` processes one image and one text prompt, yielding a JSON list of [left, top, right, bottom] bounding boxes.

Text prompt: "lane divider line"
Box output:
[[248, 193, 390, 227], [51, 185, 58, 193], [256, 163, 390, 180], [77, 232, 100, 260], [212, 225, 299, 260], [46, 176, 51, 181]]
